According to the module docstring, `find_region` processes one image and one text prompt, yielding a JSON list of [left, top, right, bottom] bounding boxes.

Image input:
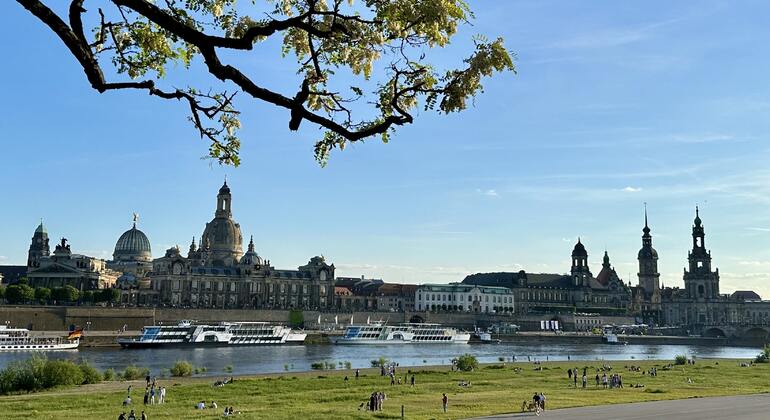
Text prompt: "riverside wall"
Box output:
[[0, 305, 634, 332]]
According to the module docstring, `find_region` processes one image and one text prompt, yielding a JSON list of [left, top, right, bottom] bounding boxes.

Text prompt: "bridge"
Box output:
[[697, 323, 769, 343]]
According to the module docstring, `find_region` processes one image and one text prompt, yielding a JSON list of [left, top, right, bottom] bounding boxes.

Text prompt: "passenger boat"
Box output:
[[0, 325, 80, 351], [117, 321, 306, 348], [334, 323, 470, 345], [602, 333, 627, 345]]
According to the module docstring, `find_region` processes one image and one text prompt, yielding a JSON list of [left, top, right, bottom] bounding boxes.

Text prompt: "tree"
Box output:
[[34, 287, 52, 304], [454, 353, 478, 371], [99, 288, 120, 303], [81, 290, 94, 304], [0, 285, 5, 300], [52, 286, 80, 303], [17, 0, 514, 166], [5, 284, 35, 304]]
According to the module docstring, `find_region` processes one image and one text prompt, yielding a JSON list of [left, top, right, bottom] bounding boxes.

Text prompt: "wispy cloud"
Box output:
[[544, 17, 682, 50], [745, 227, 770, 233], [476, 189, 499, 197], [622, 186, 643, 193]]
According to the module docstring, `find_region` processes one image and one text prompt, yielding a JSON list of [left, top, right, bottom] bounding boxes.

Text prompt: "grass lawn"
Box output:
[[0, 359, 768, 419]]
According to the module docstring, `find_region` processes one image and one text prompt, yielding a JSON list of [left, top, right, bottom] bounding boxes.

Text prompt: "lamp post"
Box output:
[[86, 321, 91, 332]]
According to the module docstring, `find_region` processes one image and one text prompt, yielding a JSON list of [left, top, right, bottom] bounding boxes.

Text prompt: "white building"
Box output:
[[416, 283, 514, 313]]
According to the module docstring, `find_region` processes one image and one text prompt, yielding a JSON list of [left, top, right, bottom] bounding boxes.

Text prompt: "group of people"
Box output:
[[361, 391, 386, 411], [566, 365, 625, 389], [117, 410, 147, 420]]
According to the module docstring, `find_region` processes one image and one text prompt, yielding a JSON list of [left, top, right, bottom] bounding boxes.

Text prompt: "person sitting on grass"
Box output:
[[123, 396, 132, 406], [118, 412, 126, 420], [196, 401, 206, 410]]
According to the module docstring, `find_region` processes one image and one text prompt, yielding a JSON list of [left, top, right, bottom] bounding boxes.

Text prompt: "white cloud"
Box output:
[[476, 189, 499, 197], [622, 186, 642, 193], [745, 227, 770, 233]]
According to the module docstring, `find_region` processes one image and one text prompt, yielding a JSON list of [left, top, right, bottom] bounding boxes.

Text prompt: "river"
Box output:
[[0, 343, 761, 377]]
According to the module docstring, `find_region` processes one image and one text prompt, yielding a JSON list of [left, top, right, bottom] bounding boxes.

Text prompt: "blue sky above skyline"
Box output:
[[2, 1, 770, 297]]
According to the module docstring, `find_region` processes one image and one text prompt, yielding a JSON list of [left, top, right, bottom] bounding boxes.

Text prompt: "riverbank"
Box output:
[[0, 359, 767, 419], [36, 330, 736, 348]]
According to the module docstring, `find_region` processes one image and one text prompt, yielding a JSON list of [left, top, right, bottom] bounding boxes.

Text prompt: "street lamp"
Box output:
[[86, 321, 91, 332]]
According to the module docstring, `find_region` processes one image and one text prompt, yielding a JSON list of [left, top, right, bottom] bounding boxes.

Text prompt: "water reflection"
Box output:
[[0, 343, 760, 377]]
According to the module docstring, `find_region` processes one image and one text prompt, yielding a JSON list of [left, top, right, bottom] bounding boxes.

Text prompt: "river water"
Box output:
[[0, 343, 761, 377]]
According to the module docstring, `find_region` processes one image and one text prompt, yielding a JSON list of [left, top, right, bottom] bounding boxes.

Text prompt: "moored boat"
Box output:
[[334, 323, 470, 345], [0, 325, 80, 351], [117, 321, 306, 348]]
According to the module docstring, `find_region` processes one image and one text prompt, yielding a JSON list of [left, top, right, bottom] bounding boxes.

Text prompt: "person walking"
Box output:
[[411, 375, 415, 387], [355, 369, 360, 380], [149, 386, 155, 405], [143, 389, 149, 405], [539, 393, 546, 411], [582, 373, 587, 388], [442, 393, 448, 413], [140, 411, 147, 420]]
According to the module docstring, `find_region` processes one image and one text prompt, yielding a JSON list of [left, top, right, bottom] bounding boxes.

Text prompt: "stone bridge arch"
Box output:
[[703, 327, 727, 338], [741, 327, 770, 342]]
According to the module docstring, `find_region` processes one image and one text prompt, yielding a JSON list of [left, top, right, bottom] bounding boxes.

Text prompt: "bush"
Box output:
[[52, 286, 79, 303], [755, 346, 770, 363], [41, 360, 84, 388], [102, 368, 116, 381], [674, 355, 688, 365], [224, 365, 234, 373], [79, 363, 102, 384], [310, 362, 326, 370], [455, 354, 478, 372], [370, 356, 389, 368], [0, 355, 46, 394], [170, 361, 193, 377], [121, 365, 150, 381]]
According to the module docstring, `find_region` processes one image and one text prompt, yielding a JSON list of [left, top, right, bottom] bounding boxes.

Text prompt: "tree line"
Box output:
[[0, 279, 120, 305]]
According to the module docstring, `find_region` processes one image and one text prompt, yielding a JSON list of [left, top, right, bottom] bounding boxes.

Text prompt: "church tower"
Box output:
[[27, 221, 50, 268], [637, 207, 660, 295], [571, 238, 591, 287], [683, 206, 720, 300]]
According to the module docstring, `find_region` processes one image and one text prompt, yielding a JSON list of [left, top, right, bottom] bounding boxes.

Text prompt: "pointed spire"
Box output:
[[694, 205, 702, 226], [644, 202, 648, 228], [248, 235, 255, 252]]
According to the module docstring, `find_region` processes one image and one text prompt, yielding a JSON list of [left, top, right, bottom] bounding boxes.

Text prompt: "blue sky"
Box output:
[[2, 1, 770, 297]]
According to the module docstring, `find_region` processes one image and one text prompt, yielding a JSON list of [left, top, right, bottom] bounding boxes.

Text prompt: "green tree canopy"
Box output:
[[34, 287, 52, 303], [5, 284, 35, 304], [52, 286, 80, 303], [17, 0, 514, 165], [98, 288, 121, 303]]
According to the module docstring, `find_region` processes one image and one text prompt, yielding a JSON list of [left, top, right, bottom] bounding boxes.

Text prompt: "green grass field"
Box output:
[[0, 359, 767, 419]]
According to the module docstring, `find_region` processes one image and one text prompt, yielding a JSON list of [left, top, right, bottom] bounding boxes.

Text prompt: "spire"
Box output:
[[189, 236, 197, 253], [694, 205, 702, 226], [248, 235, 255, 253]]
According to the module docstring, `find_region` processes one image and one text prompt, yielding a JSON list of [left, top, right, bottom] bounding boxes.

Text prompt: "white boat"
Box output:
[[334, 323, 470, 345], [118, 321, 306, 348], [602, 333, 627, 345], [0, 325, 80, 351]]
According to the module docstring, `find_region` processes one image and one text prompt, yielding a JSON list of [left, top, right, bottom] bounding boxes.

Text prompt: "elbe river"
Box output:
[[0, 343, 761, 377]]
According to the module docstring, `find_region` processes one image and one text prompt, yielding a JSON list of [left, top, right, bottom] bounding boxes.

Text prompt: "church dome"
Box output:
[[239, 236, 264, 266], [572, 238, 588, 257], [114, 224, 152, 262], [201, 218, 243, 264]]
